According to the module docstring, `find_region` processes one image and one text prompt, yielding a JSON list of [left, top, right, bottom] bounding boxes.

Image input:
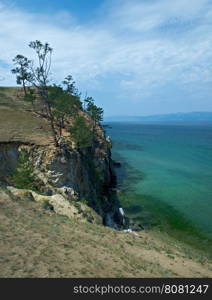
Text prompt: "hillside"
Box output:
[[0, 86, 123, 226], [0, 87, 53, 144], [0, 87, 212, 278], [1, 188, 212, 278]]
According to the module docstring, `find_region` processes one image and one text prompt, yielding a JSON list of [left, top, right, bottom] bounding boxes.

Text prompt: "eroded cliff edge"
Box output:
[[0, 108, 124, 229]]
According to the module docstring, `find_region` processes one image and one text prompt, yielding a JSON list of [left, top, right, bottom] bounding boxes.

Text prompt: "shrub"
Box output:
[[70, 116, 93, 149], [80, 198, 89, 205], [11, 150, 40, 191]]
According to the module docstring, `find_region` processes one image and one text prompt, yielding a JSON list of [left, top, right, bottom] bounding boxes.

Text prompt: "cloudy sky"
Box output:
[[0, 0, 212, 116]]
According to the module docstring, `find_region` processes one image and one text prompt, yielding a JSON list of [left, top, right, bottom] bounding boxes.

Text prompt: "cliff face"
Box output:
[[0, 87, 124, 229], [0, 143, 19, 182], [0, 127, 124, 229]]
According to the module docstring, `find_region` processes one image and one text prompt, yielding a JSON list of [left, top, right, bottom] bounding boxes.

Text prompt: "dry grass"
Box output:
[[0, 87, 211, 278], [0, 189, 211, 278], [0, 107, 53, 145], [0, 87, 53, 145], [0, 86, 20, 101], [0, 87, 30, 108]]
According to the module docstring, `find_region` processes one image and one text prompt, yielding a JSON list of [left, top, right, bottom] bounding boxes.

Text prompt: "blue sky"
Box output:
[[12, 0, 102, 21], [0, 0, 212, 116]]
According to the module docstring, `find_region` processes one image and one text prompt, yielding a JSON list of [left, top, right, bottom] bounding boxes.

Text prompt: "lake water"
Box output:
[[107, 122, 212, 238]]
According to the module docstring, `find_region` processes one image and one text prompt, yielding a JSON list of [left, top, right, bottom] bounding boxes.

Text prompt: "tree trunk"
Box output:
[[46, 101, 59, 147], [42, 86, 59, 147], [22, 80, 27, 96]]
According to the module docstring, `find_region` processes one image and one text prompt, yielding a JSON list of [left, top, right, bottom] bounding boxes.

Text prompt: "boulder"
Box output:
[[79, 203, 102, 225], [49, 194, 79, 219], [55, 186, 78, 200], [30, 191, 51, 202], [7, 186, 32, 199]]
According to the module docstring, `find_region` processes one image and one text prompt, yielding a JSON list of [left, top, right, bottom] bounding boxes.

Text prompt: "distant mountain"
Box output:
[[105, 112, 212, 123]]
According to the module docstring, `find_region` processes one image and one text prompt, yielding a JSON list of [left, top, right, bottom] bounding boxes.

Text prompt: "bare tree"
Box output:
[[28, 41, 52, 112]]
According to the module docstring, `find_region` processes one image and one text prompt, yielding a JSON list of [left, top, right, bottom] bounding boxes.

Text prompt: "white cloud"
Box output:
[[0, 0, 212, 103], [103, 0, 211, 32]]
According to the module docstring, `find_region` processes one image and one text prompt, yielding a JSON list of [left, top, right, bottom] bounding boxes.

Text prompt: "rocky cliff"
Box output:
[[0, 113, 124, 229]]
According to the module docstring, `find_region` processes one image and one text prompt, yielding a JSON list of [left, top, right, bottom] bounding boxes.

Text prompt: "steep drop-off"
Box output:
[[0, 97, 123, 228]]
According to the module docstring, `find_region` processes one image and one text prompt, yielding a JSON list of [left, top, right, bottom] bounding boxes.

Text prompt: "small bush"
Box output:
[[80, 198, 89, 205], [11, 150, 40, 191]]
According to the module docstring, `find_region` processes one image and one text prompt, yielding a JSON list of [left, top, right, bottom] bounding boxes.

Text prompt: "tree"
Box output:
[[85, 97, 104, 125], [62, 75, 82, 112], [11, 42, 58, 145], [11, 150, 40, 191], [24, 87, 36, 107], [48, 84, 82, 137], [11, 40, 104, 149], [70, 116, 92, 149], [48, 85, 70, 137], [62, 75, 79, 96], [84, 96, 104, 148], [27, 40, 59, 146], [11, 55, 32, 96], [28, 40, 53, 112]]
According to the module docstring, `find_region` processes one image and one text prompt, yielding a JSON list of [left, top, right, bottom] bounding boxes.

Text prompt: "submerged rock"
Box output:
[[113, 160, 122, 167]]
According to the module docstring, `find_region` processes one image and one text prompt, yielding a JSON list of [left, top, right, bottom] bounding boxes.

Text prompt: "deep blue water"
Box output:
[[107, 122, 212, 237]]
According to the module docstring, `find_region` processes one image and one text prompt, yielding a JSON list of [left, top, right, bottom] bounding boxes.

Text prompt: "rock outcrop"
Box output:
[[0, 123, 124, 229], [7, 186, 102, 225]]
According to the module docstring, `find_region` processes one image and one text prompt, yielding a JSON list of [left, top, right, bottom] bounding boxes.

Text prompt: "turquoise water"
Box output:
[[107, 122, 212, 237]]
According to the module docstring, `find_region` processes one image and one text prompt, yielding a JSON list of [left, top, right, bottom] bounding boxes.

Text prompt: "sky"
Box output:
[[0, 0, 212, 116]]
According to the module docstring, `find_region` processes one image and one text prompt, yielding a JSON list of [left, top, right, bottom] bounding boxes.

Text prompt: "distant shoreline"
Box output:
[[104, 112, 212, 123]]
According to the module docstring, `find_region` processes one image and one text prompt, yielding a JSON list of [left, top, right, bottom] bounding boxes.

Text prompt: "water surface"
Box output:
[[107, 122, 212, 237]]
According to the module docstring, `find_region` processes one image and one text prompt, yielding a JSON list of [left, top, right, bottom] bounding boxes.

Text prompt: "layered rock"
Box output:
[[0, 124, 124, 229]]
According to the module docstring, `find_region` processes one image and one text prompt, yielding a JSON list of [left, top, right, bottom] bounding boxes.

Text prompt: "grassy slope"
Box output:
[[0, 87, 212, 277], [0, 189, 212, 278], [0, 87, 53, 145]]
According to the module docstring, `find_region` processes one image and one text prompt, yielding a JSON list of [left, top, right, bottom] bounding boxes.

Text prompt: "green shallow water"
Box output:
[[107, 122, 212, 240]]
